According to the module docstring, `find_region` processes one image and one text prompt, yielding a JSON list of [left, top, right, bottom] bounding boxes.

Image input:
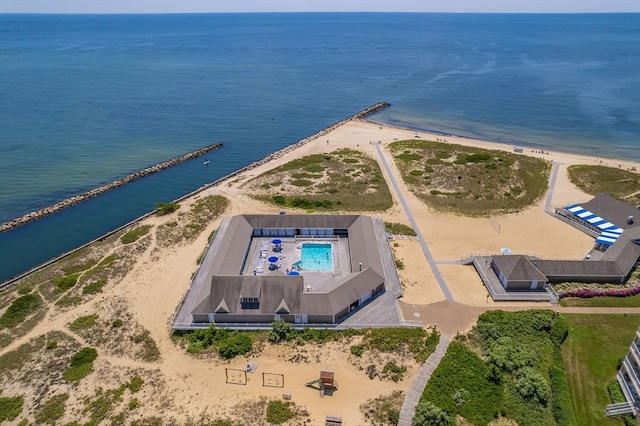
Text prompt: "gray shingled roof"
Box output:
[[492, 255, 547, 282], [190, 214, 386, 320], [582, 193, 640, 231]]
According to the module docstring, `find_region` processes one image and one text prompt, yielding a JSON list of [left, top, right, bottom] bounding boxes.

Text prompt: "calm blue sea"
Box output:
[[1, 13, 639, 282]]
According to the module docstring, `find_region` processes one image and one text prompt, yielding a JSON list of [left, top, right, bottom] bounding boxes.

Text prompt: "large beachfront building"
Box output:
[[172, 214, 399, 330], [607, 327, 640, 417], [478, 194, 640, 301]]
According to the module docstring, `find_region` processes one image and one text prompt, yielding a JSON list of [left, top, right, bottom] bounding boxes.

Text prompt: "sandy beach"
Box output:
[[2, 118, 639, 425]]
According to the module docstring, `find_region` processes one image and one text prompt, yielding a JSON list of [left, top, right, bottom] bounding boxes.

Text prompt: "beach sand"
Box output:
[[2, 118, 638, 425]]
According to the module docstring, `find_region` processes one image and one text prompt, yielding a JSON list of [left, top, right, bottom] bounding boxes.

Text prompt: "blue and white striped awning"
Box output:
[[564, 204, 624, 246]]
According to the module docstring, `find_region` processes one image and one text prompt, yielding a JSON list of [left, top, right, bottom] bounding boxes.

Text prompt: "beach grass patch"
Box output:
[[360, 390, 403, 426], [82, 278, 107, 295], [69, 313, 99, 331], [290, 179, 313, 187], [246, 148, 392, 212], [120, 225, 152, 245], [35, 393, 68, 424], [567, 165, 639, 202], [53, 274, 79, 293], [64, 347, 98, 383], [154, 201, 180, 216], [55, 295, 83, 308], [385, 221, 417, 236], [0, 393, 24, 422], [389, 140, 550, 216], [129, 375, 144, 393], [131, 330, 160, 362], [0, 293, 42, 329], [266, 400, 296, 424], [61, 257, 100, 275]]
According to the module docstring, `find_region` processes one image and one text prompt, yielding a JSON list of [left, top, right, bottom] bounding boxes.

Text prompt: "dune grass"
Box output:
[[562, 314, 640, 426], [389, 140, 551, 216], [567, 165, 640, 205], [245, 148, 393, 212]]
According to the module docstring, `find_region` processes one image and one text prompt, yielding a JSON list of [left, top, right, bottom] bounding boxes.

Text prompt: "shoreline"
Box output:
[[0, 102, 390, 289], [2, 106, 637, 290]]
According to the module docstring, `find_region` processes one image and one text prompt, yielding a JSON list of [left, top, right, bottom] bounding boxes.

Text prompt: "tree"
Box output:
[[413, 401, 451, 426], [269, 319, 296, 343]]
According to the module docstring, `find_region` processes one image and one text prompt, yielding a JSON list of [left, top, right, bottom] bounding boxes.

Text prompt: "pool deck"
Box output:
[[242, 236, 352, 293]]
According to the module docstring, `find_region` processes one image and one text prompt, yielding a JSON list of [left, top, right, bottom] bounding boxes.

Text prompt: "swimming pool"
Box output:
[[294, 243, 333, 271]]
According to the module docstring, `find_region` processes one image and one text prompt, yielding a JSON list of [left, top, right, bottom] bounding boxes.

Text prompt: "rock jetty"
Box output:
[[176, 101, 391, 202], [0, 143, 223, 233]]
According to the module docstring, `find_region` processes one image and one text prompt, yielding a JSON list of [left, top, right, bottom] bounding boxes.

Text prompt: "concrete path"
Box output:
[[545, 161, 563, 214], [398, 333, 454, 426], [374, 142, 454, 301]]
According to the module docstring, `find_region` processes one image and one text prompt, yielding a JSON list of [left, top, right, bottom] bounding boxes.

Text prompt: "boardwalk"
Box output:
[[398, 333, 454, 426], [374, 142, 454, 301]]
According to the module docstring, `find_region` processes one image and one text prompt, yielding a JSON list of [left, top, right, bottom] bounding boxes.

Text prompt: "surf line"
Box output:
[[0, 143, 224, 234]]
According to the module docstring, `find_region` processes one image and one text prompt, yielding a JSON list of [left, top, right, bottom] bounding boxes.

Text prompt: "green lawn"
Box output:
[[562, 314, 640, 426]]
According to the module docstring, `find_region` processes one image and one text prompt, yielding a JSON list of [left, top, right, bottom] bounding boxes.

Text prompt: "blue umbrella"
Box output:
[[268, 256, 279, 263], [272, 239, 282, 244]]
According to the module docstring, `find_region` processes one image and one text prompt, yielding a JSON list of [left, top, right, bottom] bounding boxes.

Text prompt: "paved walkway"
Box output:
[[398, 333, 453, 426], [545, 161, 562, 214], [374, 142, 454, 301]]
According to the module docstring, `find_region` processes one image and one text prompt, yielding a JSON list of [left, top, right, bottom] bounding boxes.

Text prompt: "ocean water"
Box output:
[[0, 13, 638, 282]]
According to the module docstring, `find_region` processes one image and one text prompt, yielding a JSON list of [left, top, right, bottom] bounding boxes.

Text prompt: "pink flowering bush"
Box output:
[[554, 281, 640, 298]]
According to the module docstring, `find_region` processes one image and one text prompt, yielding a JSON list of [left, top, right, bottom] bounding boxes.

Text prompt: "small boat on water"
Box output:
[[203, 159, 210, 165]]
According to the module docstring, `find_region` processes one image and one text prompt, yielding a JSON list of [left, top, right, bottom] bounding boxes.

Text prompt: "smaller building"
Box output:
[[490, 255, 547, 290]]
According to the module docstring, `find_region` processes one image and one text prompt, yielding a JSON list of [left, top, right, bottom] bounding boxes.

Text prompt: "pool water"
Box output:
[[294, 243, 333, 271]]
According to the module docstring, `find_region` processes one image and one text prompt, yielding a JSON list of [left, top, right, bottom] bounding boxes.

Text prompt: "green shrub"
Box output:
[[69, 313, 98, 330], [46, 340, 58, 350], [272, 195, 286, 205], [422, 342, 502, 425], [64, 347, 98, 383], [129, 375, 144, 393], [382, 361, 407, 382], [412, 401, 450, 426], [155, 202, 180, 216], [55, 295, 82, 308], [515, 367, 550, 404], [550, 315, 569, 347], [0, 394, 23, 422], [129, 398, 140, 410], [120, 225, 152, 244], [82, 278, 106, 295], [266, 400, 296, 424], [71, 347, 98, 366], [385, 222, 417, 236], [219, 334, 252, 359], [395, 152, 423, 161], [350, 345, 364, 356], [53, 274, 79, 293], [35, 393, 68, 424], [112, 319, 123, 328], [0, 293, 42, 328], [269, 319, 296, 343], [549, 355, 577, 426]]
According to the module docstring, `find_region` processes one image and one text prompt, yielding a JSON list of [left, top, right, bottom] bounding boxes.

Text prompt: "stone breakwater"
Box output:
[[176, 101, 391, 203], [0, 102, 389, 288], [0, 143, 224, 233]]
